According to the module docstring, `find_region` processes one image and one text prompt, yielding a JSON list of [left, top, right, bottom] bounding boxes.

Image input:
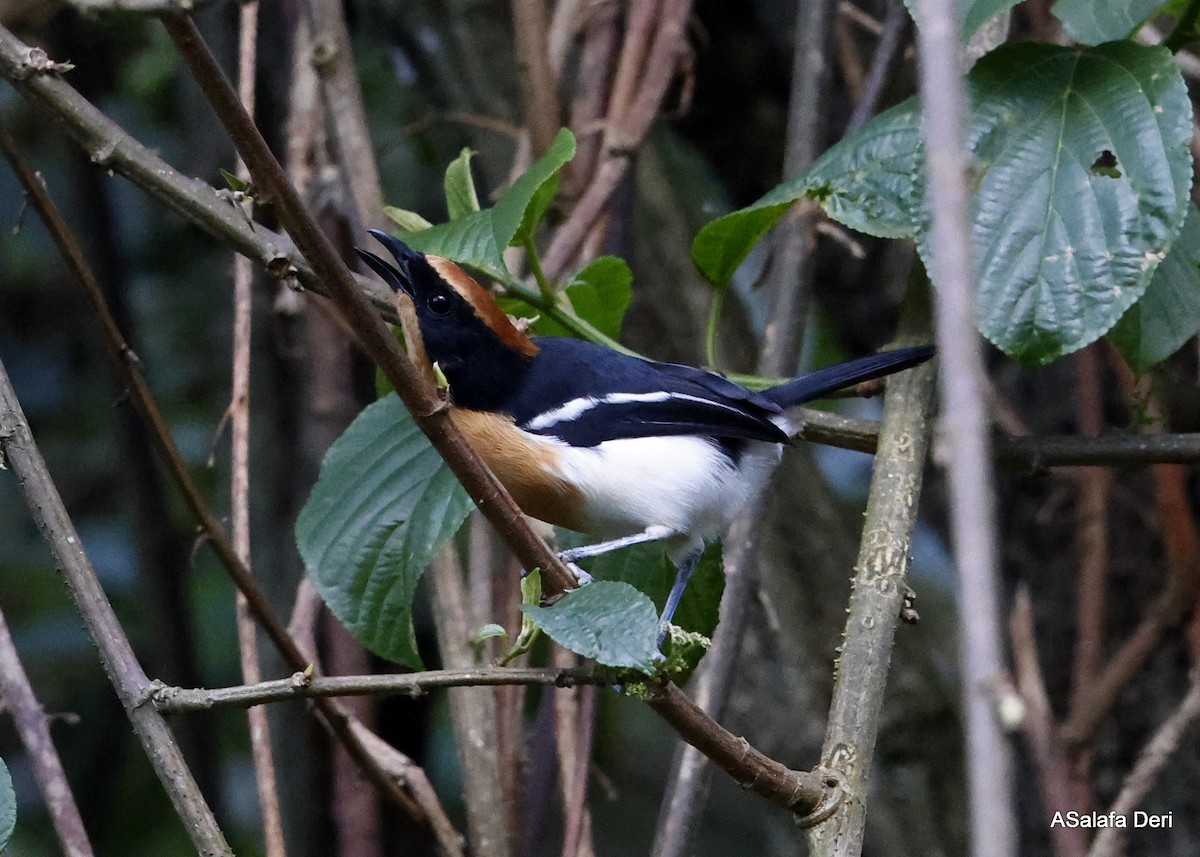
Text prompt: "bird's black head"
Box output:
[[355, 230, 537, 410]]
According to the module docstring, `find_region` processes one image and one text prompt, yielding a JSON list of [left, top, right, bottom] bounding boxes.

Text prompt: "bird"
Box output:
[[356, 229, 934, 643]]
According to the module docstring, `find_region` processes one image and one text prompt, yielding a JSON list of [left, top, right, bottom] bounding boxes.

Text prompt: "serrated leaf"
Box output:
[[383, 206, 434, 232], [802, 43, 1192, 365], [1109, 204, 1200, 371], [1050, 0, 1165, 44], [801, 98, 924, 240], [691, 199, 795, 288], [538, 256, 633, 340], [0, 757, 13, 851], [493, 128, 576, 249], [558, 535, 724, 637], [444, 148, 481, 221], [522, 581, 659, 672], [395, 209, 512, 285], [296, 394, 475, 668], [903, 0, 1022, 42], [690, 103, 922, 286], [958, 42, 1192, 365]]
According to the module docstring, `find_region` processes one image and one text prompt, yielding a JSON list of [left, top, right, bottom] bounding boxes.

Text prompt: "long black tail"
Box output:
[[761, 345, 935, 409]]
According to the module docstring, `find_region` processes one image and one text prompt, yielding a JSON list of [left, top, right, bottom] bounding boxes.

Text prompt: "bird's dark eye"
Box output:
[[428, 293, 451, 316]]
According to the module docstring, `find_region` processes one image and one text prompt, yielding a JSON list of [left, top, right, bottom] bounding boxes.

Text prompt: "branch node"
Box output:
[[793, 767, 845, 828]]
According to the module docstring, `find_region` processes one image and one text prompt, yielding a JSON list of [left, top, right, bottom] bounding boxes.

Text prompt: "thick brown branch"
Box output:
[[645, 682, 837, 818]]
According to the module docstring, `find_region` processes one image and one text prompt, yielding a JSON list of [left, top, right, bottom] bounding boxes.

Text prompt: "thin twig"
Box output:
[[1061, 357, 1200, 748], [914, 1, 1016, 853], [1010, 588, 1090, 857], [0, 607, 95, 857], [512, 0, 562, 155], [844, 0, 909, 134], [542, 0, 692, 280], [0, 358, 233, 856], [0, 25, 398, 319], [1087, 669, 1200, 857], [1070, 346, 1111, 717], [151, 666, 606, 713], [231, 4, 287, 853], [428, 545, 512, 857]]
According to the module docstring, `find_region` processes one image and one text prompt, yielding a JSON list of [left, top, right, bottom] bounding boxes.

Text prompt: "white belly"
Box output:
[[548, 435, 783, 549]]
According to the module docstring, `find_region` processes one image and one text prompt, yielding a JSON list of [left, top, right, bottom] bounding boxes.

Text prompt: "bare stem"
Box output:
[[0, 607, 95, 857], [914, 0, 1016, 853], [230, 3, 287, 852], [1088, 669, 1200, 857], [428, 545, 512, 857]]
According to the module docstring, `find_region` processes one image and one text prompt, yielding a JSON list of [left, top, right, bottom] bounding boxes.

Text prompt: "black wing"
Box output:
[[504, 339, 788, 447]]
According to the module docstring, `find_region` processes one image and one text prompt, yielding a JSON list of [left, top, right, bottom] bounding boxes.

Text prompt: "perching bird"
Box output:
[[356, 230, 933, 641]]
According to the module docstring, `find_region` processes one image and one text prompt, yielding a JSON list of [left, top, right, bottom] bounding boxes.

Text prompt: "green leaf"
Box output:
[[903, 0, 1022, 42], [522, 581, 659, 672], [959, 42, 1192, 365], [1109, 204, 1200, 371], [444, 148, 481, 221], [395, 209, 513, 285], [800, 97, 924, 240], [219, 168, 251, 194], [383, 206, 434, 232], [559, 535, 724, 638], [691, 198, 795, 288], [802, 43, 1192, 365], [296, 394, 475, 668], [472, 623, 509, 643], [493, 128, 577, 249], [0, 757, 14, 851], [537, 256, 633, 340], [1051, 0, 1166, 44], [690, 104, 923, 287]]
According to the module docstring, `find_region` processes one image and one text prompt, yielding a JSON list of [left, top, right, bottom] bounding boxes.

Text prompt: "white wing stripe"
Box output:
[[522, 390, 749, 431]]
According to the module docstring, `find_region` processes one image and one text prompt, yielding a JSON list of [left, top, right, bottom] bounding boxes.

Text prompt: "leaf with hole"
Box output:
[[296, 394, 475, 668], [958, 42, 1192, 364]]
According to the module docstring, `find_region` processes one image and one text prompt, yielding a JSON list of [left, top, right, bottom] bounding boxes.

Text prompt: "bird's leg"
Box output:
[[658, 548, 702, 649], [557, 524, 676, 563]]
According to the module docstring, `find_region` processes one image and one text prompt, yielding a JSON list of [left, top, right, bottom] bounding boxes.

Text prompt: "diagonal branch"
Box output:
[[0, 607, 95, 857], [158, 11, 581, 600], [0, 115, 427, 826], [0, 358, 233, 856]]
